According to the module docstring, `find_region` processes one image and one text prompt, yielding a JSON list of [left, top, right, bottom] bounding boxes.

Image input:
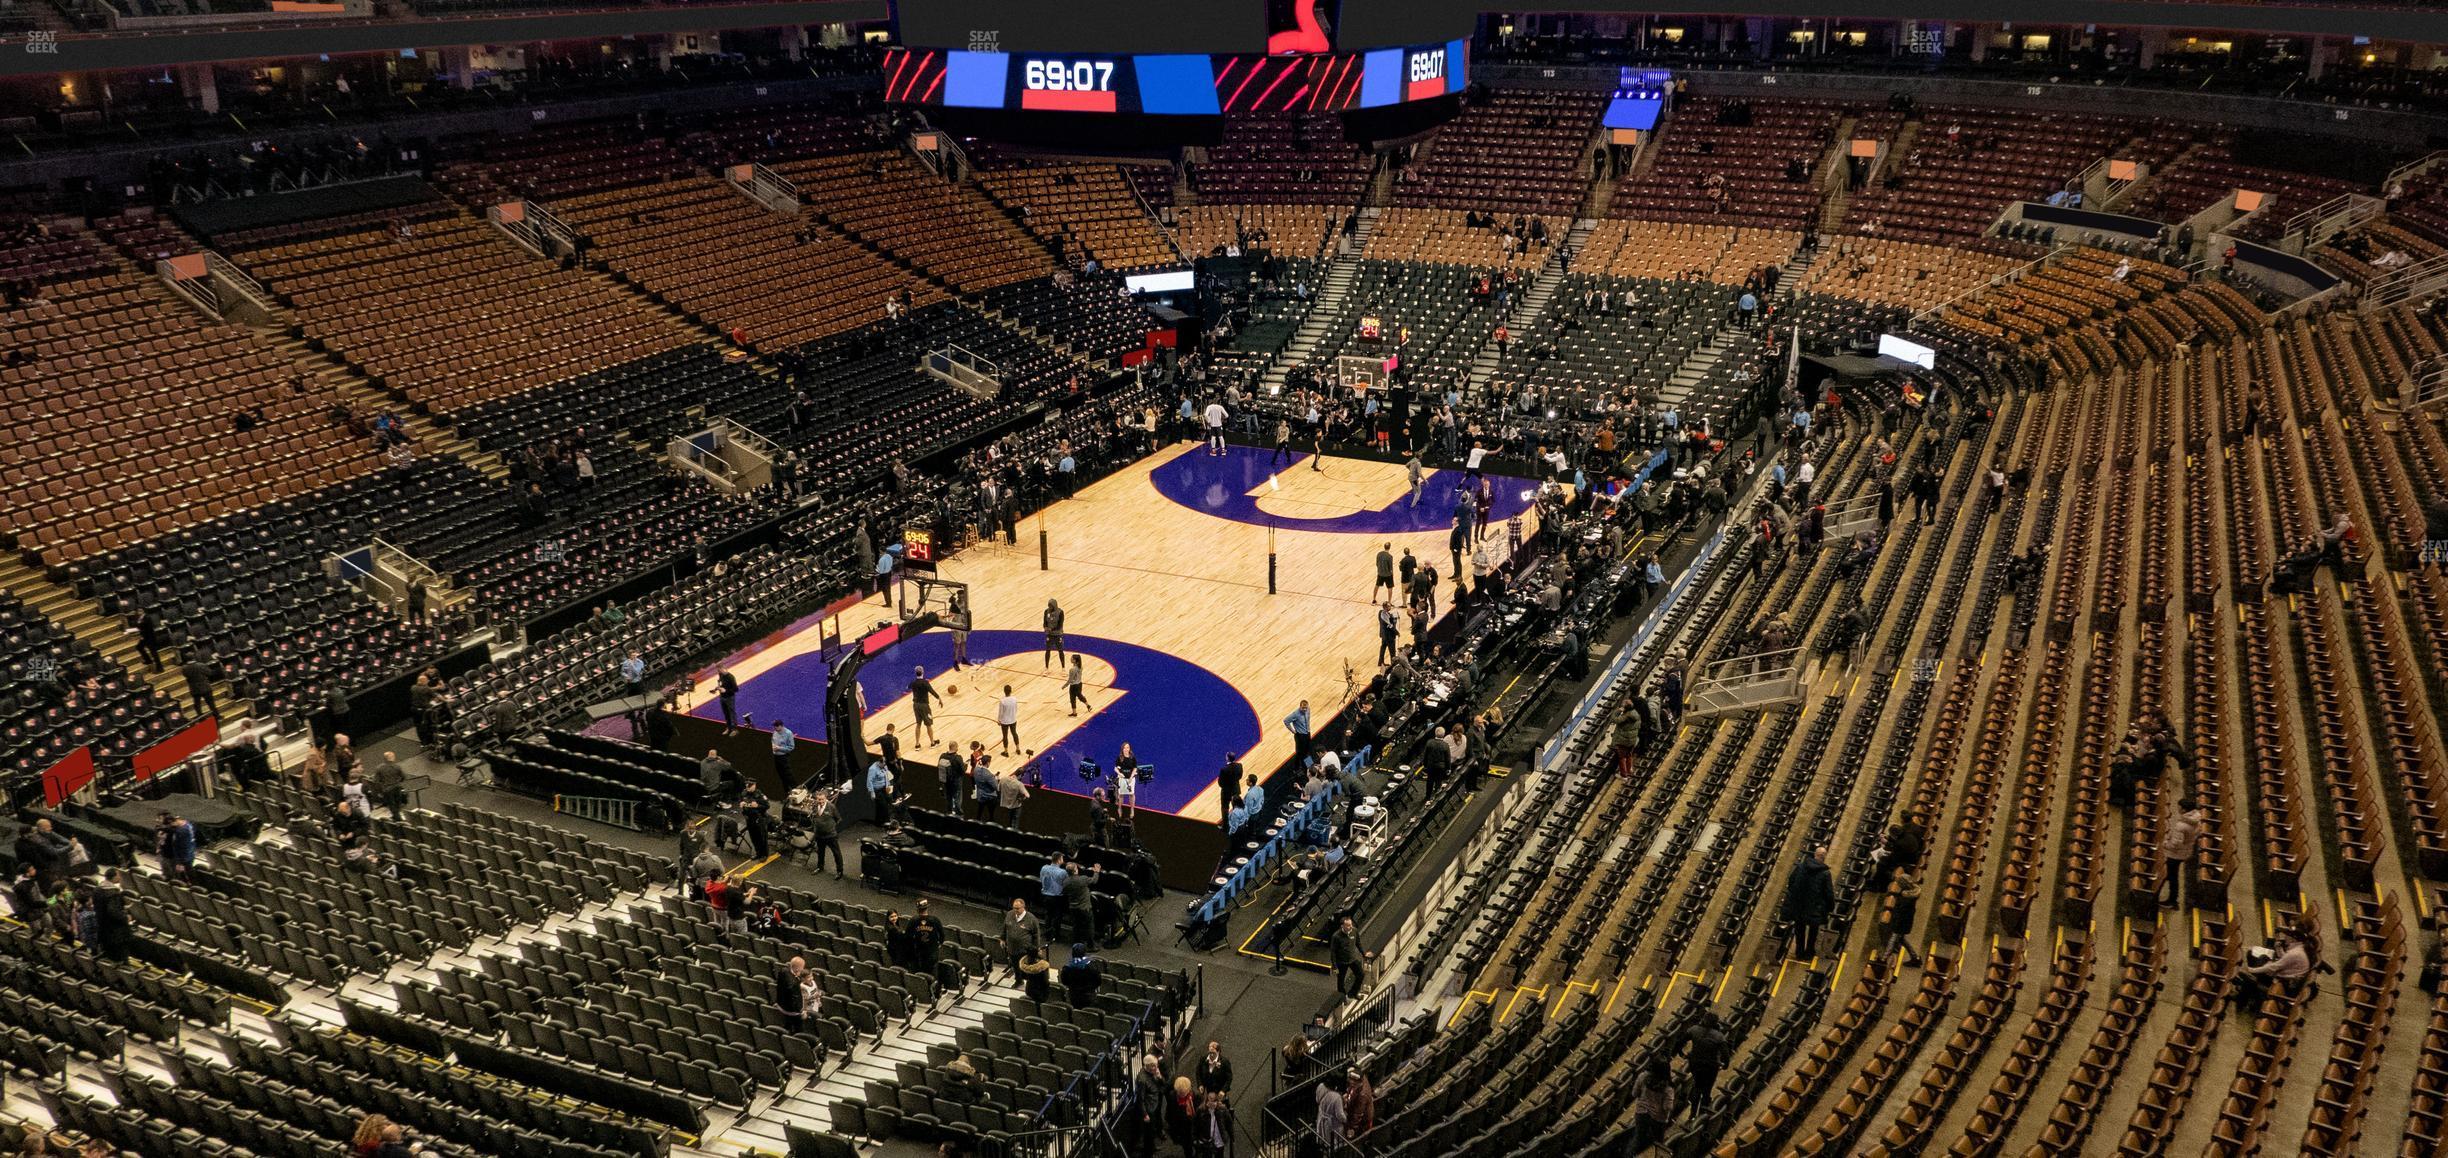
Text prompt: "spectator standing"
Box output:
[[157, 812, 197, 881], [1017, 944, 1051, 1002], [909, 900, 946, 972], [407, 672, 438, 749], [1195, 1040, 1233, 1097], [999, 898, 1043, 974], [89, 870, 129, 961], [770, 720, 796, 782], [938, 746, 967, 817], [1881, 866, 1925, 967], [181, 657, 218, 717], [1683, 1009, 1730, 1109], [1629, 1055, 1677, 1151], [132, 608, 164, 672], [8, 866, 48, 937], [1060, 943, 1102, 1004], [1039, 854, 1072, 941], [1779, 843, 1836, 960], [806, 788, 843, 878], [774, 956, 813, 1032], [1330, 915, 1370, 999], [972, 749, 999, 818], [866, 756, 896, 827], [1316, 1081, 1348, 1150], [700, 749, 735, 798], [2161, 797, 2204, 908], [1346, 1069, 1377, 1138], [994, 763, 1031, 825], [1062, 860, 1100, 945]]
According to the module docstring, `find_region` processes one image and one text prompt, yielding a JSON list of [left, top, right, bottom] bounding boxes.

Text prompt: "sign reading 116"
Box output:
[[1023, 59, 1116, 92]]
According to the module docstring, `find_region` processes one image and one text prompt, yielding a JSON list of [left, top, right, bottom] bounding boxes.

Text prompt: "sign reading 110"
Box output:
[[1024, 59, 1117, 92]]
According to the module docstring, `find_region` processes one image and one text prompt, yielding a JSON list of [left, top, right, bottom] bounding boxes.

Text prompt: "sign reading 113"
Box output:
[[1024, 60, 1116, 92]]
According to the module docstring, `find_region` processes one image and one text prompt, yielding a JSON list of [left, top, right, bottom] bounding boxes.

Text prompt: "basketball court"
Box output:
[[683, 442, 1539, 823]]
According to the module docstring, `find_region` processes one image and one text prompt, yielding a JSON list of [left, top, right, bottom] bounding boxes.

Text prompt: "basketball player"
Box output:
[[1203, 398, 1229, 456], [1065, 656, 1090, 716], [908, 666, 940, 746], [1373, 544, 1395, 599], [1043, 599, 1067, 667], [997, 685, 1022, 755]]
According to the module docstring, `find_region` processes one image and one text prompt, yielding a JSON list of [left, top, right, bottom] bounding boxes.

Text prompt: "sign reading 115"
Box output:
[[1024, 59, 1116, 92]]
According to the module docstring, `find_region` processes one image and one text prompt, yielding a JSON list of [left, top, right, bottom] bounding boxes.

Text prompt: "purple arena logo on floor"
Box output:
[[1148, 445, 1535, 534], [695, 630, 1261, 815]]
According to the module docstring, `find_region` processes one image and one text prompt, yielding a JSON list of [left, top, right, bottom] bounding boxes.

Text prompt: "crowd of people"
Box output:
[[7, 820, 129, 960]]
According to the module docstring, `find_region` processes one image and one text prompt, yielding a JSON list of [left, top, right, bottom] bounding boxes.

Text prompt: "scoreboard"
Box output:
[[881, 38, 1466, 115]]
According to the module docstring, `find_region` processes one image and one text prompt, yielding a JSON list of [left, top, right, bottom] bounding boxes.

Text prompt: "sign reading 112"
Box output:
[[1024, 59, 1116, 92]]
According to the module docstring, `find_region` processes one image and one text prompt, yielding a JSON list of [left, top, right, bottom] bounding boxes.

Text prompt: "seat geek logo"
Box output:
[[23, 30, 60, 53]]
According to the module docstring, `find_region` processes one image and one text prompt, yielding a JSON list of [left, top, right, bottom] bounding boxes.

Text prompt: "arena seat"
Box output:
[[2, 232, 381, 569], [225, 209, 696, 418], [969, 157, 1180, 272], [1191, 112, 1373, 205], [776, 152, 1051, 292], [553, 174, 941, 355], [1614, 97, 1840, 229], [1394, 89, 1606, 217], [1848, 104, 2145, 243]]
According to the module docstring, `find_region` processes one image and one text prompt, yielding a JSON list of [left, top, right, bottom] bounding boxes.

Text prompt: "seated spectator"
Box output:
[[2232, 927, 2313, 1008], [941, 1053, 982, 1102], [1060, 944, 1102, 1005]]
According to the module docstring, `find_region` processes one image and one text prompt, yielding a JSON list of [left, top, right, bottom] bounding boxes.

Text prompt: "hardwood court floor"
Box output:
[[693, 442, 1537, 822]]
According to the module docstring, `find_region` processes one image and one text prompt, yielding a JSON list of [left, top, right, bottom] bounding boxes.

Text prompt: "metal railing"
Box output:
[[2364, 250, 2448, 311], [2410, 358, 2448, 413], [485, 200, 547, 258], [154, 257, 225, 318], [2387, 150, 2448, 193], [202, 250, 272, 310], [1120, 162, 1190, 266], [525, 199, 582, 256], [1194, 745, 1373, 925], [1682, 644, 1806, 717], [923, 342, 1005, 397], [727, 161, 800, 215], [909, 116, 973, 182], [552, 795, 641, 830], [709, 416, 779, 468], [2284, 192, 2383, 253]]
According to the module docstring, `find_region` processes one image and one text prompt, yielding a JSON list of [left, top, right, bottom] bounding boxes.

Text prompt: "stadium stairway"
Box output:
[[1260, 206, 1378, 392], [1465, 224, 1586, 388], [730, 971, 1023, 1155], [1657, 237, 1816, 421], [0, 554, 226, 726]]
